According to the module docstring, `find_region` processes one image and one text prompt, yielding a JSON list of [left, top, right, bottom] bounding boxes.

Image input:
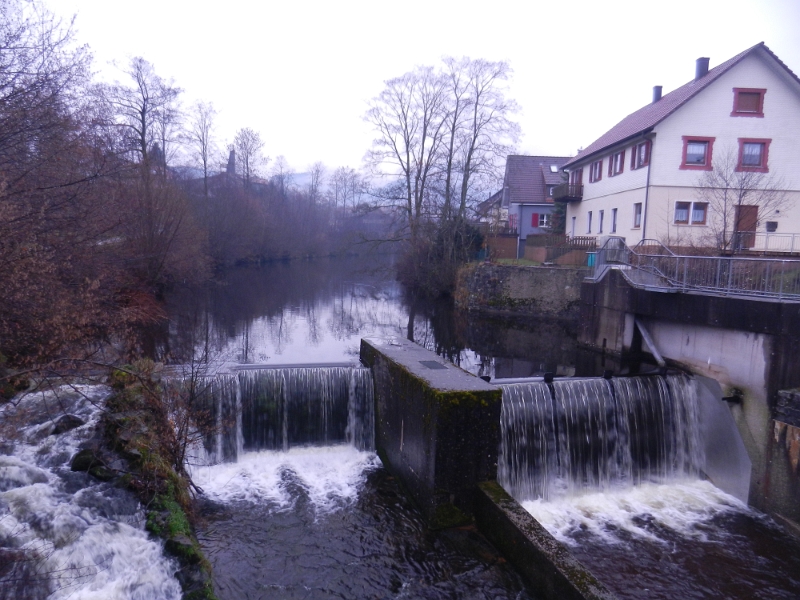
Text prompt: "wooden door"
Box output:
[[735, 205, 758, 249]]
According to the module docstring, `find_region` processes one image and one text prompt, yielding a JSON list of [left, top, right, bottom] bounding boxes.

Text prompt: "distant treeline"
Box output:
[[0, 0, 387, 367]]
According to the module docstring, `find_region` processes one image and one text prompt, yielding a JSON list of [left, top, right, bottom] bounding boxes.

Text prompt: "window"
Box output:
[[599, 210, 604, 233], [611, 208, 617, 233], [631, 140, 650, 169], [680, 136, 715, 170], [737, 138, 771, 172], [509, 213, 518, 231], [674, 201, 707, 225], [674, 201, 690, 224], [530, 213, 549, 228], [589, 160, 603, 183], [766, 221, 778, 233], [609, 151, 624, 176], [633, 203, 642, 228], [548, 185, 556, 197], [571, 216, 576, 238], [549, 164, 559, 173], [691, 202, 707, 224], [587, 211, 592, 233], [732, 88, 766, 117]]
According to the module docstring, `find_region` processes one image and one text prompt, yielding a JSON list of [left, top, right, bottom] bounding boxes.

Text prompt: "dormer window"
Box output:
[[732, 88, 765, 117]]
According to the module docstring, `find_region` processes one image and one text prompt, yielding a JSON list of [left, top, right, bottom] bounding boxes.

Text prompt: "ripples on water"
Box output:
[[524, 480, 800, 600], [194, 445, 535, 600]]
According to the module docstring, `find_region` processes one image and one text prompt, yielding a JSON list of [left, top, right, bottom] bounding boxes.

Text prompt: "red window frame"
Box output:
[[737, 138, 771, 173], [731, 88, 766, 117], [631, 140, 651, 170], [680, 136, 715, 170], [589, 160, 603, 183], [608, 150, 625, 177]]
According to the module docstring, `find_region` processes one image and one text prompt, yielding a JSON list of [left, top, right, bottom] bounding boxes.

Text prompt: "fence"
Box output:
[[592, 237, 800, 300]]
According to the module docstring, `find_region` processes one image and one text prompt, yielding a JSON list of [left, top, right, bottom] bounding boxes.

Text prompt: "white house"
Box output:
[[556, 43, 800, 252]]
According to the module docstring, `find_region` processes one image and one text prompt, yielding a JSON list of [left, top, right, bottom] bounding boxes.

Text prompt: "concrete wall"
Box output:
[[455, 263, 586, 318], [579, 269, 800, 525], [359, 337, 501, 526]]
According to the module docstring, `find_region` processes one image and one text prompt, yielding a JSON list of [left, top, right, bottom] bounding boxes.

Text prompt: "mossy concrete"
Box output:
[[455, 262, 585, 317], [360, 337, 501, 523], [474, 481, 617, 600]]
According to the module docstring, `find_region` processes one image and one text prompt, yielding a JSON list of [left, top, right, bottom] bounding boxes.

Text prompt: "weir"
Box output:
[[182, 342, 770, 599], [176, 366, 375, 465]]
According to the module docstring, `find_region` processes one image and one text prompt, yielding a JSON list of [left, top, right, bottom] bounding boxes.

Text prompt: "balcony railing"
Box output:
[[552, 183, 583, 202], [731, 232, 800, 254]]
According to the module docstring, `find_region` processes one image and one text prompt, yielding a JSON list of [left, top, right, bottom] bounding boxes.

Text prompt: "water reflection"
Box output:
[[155, 255, 582, 378]]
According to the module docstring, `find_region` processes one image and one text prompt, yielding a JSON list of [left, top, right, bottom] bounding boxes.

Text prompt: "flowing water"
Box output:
[[189, 366, 535, 599], [0, 385, 181, 600], [498, 376, 800, 599]]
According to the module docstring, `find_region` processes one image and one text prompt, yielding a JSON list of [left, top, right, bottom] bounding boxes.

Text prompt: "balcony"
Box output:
[[553, 183, 583, 202]]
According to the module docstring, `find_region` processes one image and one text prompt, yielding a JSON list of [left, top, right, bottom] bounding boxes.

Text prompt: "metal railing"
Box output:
[[733, 232, 800, 254], [552, 183, 584, 202], [591, 237, 800, 300]]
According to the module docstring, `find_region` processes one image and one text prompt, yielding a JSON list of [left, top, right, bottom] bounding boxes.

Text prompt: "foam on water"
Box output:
[[0, 385, 181, 599], [523, 478, 748, 546], [192, 444, 380, 513]]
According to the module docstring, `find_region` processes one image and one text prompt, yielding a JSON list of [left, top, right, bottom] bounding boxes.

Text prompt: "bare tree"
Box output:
[[696, 147, 789, 252], [270, 155, 294, 198], [365, 66, 448, 242], [188, 101, 216, 200], [233, 127, 266, 188], [307, 161, 325, 204], [102, 57, 182, 167]]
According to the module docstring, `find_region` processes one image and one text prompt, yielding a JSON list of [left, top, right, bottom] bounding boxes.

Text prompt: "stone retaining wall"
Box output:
[[455, 263, 586, 318]]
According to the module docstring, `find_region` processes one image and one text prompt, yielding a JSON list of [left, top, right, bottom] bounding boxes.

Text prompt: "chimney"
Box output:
[[226, 149, 236, 175], [695, 57, 710, 80], [652, 85, 663, 103]]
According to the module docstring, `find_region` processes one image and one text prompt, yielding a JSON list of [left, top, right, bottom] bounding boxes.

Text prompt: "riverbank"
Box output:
[[454, 262, 587, 318]]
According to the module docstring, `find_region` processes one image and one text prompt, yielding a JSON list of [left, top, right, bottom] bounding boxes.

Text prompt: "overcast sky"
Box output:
[[53, 0, 800, 177]]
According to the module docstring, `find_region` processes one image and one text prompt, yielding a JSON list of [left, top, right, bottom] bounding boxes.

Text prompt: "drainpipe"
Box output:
[[642, 136, 654, 241]]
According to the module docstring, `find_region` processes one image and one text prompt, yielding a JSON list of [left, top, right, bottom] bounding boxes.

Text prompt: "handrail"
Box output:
[[590, 238, 800, 301]]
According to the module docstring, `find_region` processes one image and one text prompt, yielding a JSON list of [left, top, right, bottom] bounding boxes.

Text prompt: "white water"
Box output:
[[191, 445, 380, 514], [523, 478, 748, 546], [0, 386, 181, 599]]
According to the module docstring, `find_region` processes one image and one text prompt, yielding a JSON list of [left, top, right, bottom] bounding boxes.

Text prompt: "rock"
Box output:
[[51, 414, 86, 435]]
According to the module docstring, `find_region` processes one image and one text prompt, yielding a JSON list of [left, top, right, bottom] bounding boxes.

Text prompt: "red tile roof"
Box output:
[[563, 43, 800, 169], [504, 155, 569, 205]]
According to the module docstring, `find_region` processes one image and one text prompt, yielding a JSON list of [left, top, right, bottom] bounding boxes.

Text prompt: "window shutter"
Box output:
[[532, 213, 539, 227]]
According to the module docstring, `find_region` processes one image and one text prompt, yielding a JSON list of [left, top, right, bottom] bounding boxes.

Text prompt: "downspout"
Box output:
[[642, 136, 654, 241]]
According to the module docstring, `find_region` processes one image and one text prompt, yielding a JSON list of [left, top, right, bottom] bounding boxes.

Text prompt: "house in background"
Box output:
[[556, 43, 800, 252], [484, 155, 569, 257]]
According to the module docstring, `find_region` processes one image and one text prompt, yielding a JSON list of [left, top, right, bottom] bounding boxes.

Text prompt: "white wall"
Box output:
[[566, 48, 800, 246]]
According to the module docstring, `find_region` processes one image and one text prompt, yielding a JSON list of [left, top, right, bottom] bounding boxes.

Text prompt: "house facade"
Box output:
[[557, 43, 800, 252], [487, 155, 569, 257]]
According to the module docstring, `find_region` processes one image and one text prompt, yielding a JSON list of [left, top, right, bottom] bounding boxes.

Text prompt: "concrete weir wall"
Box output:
[[580, 269, 800, 527], [359, 337, 502, 525], [360, 337, 617, 600]]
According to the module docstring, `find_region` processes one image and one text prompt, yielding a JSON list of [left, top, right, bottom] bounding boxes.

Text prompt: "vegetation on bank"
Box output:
[[102, 360, 216, 600]]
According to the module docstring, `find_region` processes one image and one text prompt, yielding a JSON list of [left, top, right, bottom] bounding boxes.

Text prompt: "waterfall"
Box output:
[[185, 366, 375, 465], [498, 373, 703, 501]]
